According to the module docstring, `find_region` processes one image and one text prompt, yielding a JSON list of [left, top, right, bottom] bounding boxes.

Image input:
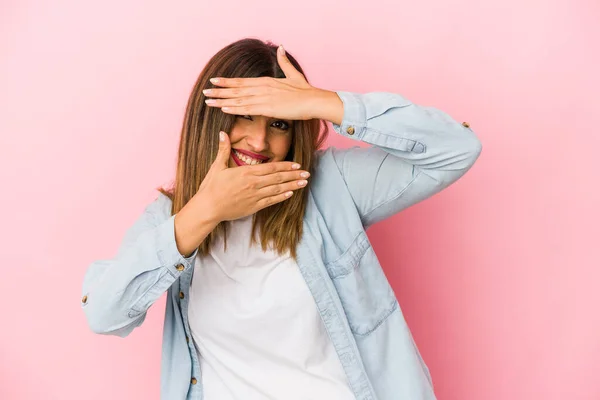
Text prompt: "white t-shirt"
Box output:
[[188, 214, 355, 400]]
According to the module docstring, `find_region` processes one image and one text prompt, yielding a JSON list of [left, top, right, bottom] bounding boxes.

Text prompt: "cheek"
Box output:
[[270, 136, 293, 160], [227, 126, 243, 143]]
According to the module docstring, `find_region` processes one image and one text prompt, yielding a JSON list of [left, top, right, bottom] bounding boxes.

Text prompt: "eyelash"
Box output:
[[238, 115, 290, 131]]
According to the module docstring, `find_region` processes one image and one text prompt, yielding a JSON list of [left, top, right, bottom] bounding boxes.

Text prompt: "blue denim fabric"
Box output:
[[81, 90, 482, 399]]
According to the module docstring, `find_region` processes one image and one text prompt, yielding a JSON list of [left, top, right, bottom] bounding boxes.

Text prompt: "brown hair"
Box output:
[[158, 38, 329, 259]]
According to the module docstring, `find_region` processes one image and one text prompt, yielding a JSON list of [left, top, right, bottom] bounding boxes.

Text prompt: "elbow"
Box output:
[[82, 295, 140, 338], [455, 134, 482, 171], [86, 317, 116, 336], [431, 137, 482, 186], [463, 125, 483, 165], [471, 137, 483, 160], [83, 305, 112, 335], [83, 303, 120, 336], [81, 262, 139, 337], [466, 137, 482, 168]]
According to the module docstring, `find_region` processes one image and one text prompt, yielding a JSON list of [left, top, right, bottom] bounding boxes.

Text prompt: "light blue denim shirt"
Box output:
[[81, 90, 482, 400]]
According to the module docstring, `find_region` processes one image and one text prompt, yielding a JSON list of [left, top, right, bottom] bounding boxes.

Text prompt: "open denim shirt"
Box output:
[[81, 90, 482, 399]]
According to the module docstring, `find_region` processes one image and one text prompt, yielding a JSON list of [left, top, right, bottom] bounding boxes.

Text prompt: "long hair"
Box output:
[[158, 38, 329, 259]]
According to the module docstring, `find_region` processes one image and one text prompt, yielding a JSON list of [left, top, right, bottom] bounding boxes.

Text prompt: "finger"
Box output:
[[216, 103, 273, 116], [252, 170, 310, 189], [247, 161, 303, 175], [256, 190, 295, 210], [276, 45, 305, 81], [204, 96, 265, 110], [257, 179, 308, 198], [203, 87, 263, 99], [209, 77, 274, 88], [213, 131, 231, 169]]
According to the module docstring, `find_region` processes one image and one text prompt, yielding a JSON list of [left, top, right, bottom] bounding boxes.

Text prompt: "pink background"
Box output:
[[1, 0, 599, 399]]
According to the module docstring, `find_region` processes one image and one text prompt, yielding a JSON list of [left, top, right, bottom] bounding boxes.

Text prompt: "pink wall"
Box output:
[[1, 0, 598, 399]]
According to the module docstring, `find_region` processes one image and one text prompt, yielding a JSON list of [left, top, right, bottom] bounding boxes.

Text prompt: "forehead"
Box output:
[[254, 115, 292, 121], [236, 115, 294, 124]]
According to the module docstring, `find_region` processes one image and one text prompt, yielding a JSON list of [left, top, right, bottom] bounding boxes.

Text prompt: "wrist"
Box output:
[[190, 191, 222, 227], [174, 193, 220, 257], [310, 88, 344, 125]]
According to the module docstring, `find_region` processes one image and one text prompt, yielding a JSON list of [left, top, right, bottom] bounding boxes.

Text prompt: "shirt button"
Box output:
[[176, 264, 185, 271], [191, 377, 197, 385], [179, 291, 185, 299], [462, 121, 470, 128], [346, 126, 355, 135], [81, 295, 88, 304]]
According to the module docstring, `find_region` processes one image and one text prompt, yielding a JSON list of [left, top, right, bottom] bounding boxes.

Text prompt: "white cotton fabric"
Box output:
[[188, 215, 355, 400]]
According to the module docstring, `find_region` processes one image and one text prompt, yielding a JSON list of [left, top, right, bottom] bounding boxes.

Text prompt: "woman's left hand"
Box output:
[[202, 45, 330, 121]]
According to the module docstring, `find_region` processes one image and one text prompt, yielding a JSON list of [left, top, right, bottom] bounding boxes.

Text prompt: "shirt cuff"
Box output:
[[156, 214, 197, 275], [331, 91, 368, 140]]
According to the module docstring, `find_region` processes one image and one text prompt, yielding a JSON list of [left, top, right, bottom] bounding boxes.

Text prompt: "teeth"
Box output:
[[234, 150, 264, 165]]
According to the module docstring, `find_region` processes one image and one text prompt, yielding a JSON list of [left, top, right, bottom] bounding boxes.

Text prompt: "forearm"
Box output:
[[82, 213, 196, 335], [174, 192, 220, 257], [331, 91, 482, 178], [324, 90, 482, 228]]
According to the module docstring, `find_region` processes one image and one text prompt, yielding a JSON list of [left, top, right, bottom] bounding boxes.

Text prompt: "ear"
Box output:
[[277, 45, 306, 82]]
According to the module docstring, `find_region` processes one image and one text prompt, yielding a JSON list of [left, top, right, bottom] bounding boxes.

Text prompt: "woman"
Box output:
[[81, 38, 482, 400]]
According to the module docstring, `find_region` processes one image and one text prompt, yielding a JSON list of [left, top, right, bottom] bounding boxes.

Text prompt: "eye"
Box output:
[[237, 116, 290, 131], [272, 120, 290, 131]]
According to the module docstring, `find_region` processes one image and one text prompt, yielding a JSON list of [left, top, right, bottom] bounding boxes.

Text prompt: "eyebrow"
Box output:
[[266, 116, 292, 124]]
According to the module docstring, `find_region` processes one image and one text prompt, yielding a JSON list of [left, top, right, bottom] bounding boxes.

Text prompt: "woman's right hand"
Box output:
[[196, 130, 310, 223], [174, 130, 309, 256]]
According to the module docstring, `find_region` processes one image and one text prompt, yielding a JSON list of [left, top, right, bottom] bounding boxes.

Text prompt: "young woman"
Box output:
[[81, 38, 482, 400]]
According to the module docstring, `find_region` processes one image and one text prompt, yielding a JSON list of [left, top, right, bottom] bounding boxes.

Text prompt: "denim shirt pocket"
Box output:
[[325, 231, 398, 336]]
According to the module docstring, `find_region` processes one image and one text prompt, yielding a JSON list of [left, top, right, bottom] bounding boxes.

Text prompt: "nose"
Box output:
[[244, 125, 269, 153]]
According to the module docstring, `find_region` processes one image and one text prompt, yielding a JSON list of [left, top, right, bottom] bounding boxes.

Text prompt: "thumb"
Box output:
[[213, 130, 231, 169], [277, 44, 305, 83]]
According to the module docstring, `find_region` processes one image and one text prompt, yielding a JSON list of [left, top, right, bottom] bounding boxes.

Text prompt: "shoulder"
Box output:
[[310, 145, 359, 191], [313, 147, 339, 177], [314, 145, 349, 168], [143, 191, 174, 221], [313, 145, 367, 175]]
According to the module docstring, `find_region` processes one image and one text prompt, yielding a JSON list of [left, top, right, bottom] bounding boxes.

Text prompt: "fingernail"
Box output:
[[292, 163, 301, 169], [219, 131, 225, 141], [203, 89, 212, 95], [278, 45, 285, 56], [298, 180, 307, 187], [205, 99, 216, 104], [210, 78, 219, 84], [285, 191, 293, 198], [300, 172, 310, 178]]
